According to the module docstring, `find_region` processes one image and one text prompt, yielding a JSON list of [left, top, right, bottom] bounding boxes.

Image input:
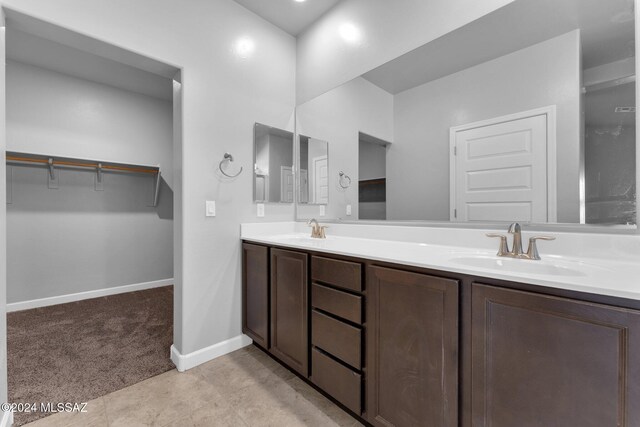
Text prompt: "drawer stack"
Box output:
[[309, 256, 364, 415]]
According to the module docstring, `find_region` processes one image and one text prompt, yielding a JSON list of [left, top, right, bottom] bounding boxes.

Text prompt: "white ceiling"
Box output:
[[233, 0, 341, 36], [363, 0, 635, 95]]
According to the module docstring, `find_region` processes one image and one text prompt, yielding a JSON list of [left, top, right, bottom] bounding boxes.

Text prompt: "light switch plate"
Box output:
[[346, 204, 352, 216], [257, 203, 265, 217], [206, 200, 216, 217], [319, 205, 326, 216]]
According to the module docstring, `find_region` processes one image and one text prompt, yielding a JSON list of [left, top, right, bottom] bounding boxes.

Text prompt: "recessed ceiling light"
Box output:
[[294, 0, 306, 3]]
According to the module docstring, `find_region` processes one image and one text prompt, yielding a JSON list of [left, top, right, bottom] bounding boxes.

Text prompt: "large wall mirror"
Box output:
[[254, 123, 294, 203], [295, 0, 637, 228]]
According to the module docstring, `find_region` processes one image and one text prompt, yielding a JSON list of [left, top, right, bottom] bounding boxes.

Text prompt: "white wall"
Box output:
[[0, 10, 8, 408], [7, 61, 174, 185], [0, 0, 297, 362], [6, 60, 174, 303], [390, 30, 582, 223], [297, 76, 393, 220], [296, 0, 515, 104], [358, 140, 386, 181]]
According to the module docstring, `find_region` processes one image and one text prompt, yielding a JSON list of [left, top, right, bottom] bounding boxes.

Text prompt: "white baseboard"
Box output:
[[7, 278, 174, 312], [171, 334, 253, 372], [0, 410, 13, 427]]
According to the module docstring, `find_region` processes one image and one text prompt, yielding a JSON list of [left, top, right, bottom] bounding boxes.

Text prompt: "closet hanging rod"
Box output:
[[6, 154, 159, 175], [6, 151, 163, 207]]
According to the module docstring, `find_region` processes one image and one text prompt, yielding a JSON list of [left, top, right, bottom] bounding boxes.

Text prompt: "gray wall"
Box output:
[[6, 60, 173, 304], [358, 140, 386, 180], [389, 30, 582, 222]]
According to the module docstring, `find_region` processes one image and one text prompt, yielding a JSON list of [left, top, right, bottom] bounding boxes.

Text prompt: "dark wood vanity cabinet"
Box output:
[[270, 248, 309, 376], [471, 283, 640, 427], [241, 243, 269, 348], [242, 241, 640, 427], [366, 266, 459, 427]]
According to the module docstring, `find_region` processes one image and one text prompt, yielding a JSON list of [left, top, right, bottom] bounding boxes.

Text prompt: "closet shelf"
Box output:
[[6, 151, 162, 207]]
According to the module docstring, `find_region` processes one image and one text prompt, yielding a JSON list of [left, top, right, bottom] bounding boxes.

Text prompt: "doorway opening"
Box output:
[[3, 9, 183, 426], [358, 132, 390, 220]]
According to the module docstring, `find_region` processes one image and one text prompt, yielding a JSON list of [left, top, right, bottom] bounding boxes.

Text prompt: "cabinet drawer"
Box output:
[[312, 310, 362, 369], [312, 256, 362, 292], [311, 348, 362, 415], [312, 283, 362, 324]]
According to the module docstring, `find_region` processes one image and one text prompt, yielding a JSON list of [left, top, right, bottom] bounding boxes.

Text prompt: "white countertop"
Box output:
[[241, 222, 640, 302]]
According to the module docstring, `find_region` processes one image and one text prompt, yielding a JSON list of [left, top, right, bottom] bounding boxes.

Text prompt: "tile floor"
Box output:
[[25, 345, 362, 427]]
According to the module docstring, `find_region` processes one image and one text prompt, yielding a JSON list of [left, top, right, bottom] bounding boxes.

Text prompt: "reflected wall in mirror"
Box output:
[[253, 123, 294, 203], [298, 135, 329, 205], [296, 0, 637, 226]]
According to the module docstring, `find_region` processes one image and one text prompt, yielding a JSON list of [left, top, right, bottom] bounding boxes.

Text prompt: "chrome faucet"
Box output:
[[307, 218, 327, 239], [487, 222, 555, 260], [507, 222, 524, 257]]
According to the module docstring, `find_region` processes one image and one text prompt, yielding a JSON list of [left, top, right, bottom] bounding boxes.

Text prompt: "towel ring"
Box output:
[[338, 171, 352, 189], [219, 152, 243, 178]]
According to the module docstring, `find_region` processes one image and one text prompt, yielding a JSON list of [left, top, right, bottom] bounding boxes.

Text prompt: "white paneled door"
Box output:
[[312, 156, 328, 204], [281, 166, 294, 203], [450, 107, 556, 223]]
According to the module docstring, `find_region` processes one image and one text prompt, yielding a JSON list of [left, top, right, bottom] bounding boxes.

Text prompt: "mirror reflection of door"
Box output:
[[311, 154, 328, 204], [280, 166, 294, 203], [299, 135, 329, 205], [450, 108, 555, 223], [359, 132, 390, 220]]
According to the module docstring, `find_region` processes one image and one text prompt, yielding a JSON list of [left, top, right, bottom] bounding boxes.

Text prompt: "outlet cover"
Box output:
[[257, 203, 265, 217], [346, 204, 352, 216], [319, 205, 326, 216]]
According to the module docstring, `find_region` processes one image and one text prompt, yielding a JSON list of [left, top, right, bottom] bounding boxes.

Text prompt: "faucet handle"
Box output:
[[486, 233, 509, 256], [318, 226, 328, 239], [526, 236, 556, 260]]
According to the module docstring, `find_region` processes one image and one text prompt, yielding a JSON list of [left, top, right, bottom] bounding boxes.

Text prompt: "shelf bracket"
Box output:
[[47, 158, 58, 189], [95, 163, 104, 191], [152, 171, 162, 207]]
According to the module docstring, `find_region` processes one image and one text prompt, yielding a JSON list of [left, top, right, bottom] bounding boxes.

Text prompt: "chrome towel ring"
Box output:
[[338, 171, 352, 189], [219, 152, 243, 178]]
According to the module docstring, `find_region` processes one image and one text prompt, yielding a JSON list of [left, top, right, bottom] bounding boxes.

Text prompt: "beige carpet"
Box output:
[[7, 286, 174, 426]]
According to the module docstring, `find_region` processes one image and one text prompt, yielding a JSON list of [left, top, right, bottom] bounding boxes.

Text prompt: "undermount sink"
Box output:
[[451, 256, 586, 277], [270, 234, 327, 243]]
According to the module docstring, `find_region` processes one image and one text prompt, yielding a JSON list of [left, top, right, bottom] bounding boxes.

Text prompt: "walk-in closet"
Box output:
[[4, 11, 180, 426]]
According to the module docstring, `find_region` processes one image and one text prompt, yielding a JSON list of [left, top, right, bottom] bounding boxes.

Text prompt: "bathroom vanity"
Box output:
[[241, 224, 640, 427]]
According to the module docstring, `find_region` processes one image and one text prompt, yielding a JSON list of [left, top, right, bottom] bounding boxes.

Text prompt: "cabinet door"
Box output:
[[270, 248, 309, 376], [472, 283, 640, 427], [242, 243, 269, 348], [367, 266, 459, 427]]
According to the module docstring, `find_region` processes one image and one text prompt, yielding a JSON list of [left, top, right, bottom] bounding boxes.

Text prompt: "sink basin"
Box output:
[[451, 256, 586, 277], [268, 234, 327, 244]]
